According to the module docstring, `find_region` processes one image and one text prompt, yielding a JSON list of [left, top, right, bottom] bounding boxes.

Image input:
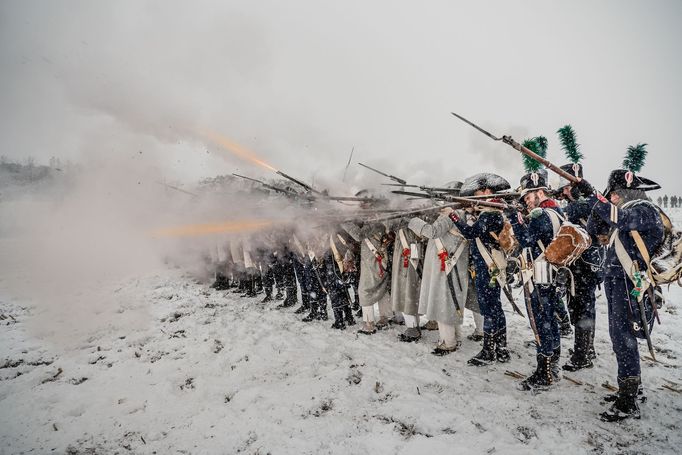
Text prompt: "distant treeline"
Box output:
[[0, 156, 76, 187]]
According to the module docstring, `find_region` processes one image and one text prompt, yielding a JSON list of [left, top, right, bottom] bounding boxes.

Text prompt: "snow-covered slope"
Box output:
[[1, 217, 681, 454]]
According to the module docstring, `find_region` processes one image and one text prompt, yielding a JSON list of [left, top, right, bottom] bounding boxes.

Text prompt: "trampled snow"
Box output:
[[1, 220, 681, 454]]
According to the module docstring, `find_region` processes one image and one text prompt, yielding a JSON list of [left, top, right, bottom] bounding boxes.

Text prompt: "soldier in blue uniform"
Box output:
[[554, 165, 602, 370], [321, 250, 357, 329], [582, 148, 663, 421], [275, 246, 302, 309], [259, 248, 277, 303], [508, 169, 564, 390], [554, 126, 603, 370], [445, 173, 512, 366], [326, 230, 358, 329], [301, 252, 329, 322]]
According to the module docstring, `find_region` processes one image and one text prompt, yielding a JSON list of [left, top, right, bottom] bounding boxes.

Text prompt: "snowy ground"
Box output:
[[1, 232, 682, 454]]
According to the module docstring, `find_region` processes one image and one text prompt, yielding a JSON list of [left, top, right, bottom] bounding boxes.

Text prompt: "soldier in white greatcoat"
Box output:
[[390, 219, 424, 341], [409, 209, 483, 354]]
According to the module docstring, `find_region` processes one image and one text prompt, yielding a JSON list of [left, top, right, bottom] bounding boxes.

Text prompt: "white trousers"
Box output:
[[437, 321, 462, 347], [473, 311, 484, 334], [362, 296, 392, 323], [402, 313, 420, 329]]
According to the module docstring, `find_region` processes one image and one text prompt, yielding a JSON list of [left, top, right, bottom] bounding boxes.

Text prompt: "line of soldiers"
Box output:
[[657, 195, 681, 208], [206, 154, 668, 423]]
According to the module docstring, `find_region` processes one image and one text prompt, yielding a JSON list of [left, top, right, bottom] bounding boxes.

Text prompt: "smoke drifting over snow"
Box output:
[[0, 157, 180, 344], [0, 150, 401, 347], [1, 1, 682, 343]]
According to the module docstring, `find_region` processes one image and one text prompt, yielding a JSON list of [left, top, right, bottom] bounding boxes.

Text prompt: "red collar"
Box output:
[[539, 198, 559, 209]]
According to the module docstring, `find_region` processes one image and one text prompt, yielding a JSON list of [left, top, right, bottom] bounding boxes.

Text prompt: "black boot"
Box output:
[[494, 329, 511, 363], [261, 293, 273, 303], [294, 293, 310, 313], [431, 340, 461, 356], [468, 333, 496, 366], [600, 377, 642, 422], [330, 308, 346, 330], [604, 381, 646, 403], [587, 327, 597, 360], [398, 327, 421, 342], [519, 354, 554, 391], [550, 347, 561, 382], [242, 277, 257, 297], [317, 301, 328, 321], [559, 315, 573, 338], [276, 287, 297, 309], [211, 273, 230, 290], [274, 290, 284, 300], [343, 305, 356, 326], [352, 291, 360, 311], [247, 277, 258, 297], [563, 327, 593, 371], [302, 304, 318, 322]]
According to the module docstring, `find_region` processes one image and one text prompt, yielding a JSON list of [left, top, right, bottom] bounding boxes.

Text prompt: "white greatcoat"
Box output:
[[343, 222, 391, 308], [390, 226, 423, 316], [408, 213, 476, 325]]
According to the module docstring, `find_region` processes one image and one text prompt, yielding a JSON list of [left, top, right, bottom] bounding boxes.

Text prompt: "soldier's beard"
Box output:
[[525, 193, 541, 210]]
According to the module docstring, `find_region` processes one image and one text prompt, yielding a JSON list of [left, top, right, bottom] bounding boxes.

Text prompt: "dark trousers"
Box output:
[[474, 265, 506, 334], [263, 265, 275, 296], [568, 279, 597, 333], [530, 284, 561, 356], [555, 298, 569, 322], [604, 276, 640, 379]]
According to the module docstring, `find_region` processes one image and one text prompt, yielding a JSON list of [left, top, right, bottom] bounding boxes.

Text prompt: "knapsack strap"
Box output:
[[631, 230, 657, 286]]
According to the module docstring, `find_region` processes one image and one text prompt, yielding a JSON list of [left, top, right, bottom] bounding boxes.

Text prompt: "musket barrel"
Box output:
[[447, 196, 509, 209], [392, 190, 514, 208], [275, 170, 307, 190], [327, 196, 384, 202], [358, 163, 407, 185], [276, 171, 323, 194], [450, 112, 580, 185], [233, 173, 313, 199]]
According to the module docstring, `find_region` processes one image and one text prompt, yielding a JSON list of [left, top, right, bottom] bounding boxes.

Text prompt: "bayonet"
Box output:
[[451, 112, 579, 184]]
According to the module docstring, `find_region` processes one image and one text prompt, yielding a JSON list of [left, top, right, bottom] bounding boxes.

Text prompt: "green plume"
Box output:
[[622, 143, 647, 173], [522, 137, 547, 173], [557, 125, 583, 164], [533, 136, 548, 154]]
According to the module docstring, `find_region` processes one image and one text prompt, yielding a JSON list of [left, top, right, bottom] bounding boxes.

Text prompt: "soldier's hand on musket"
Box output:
[[571, 179, 594, 198], [439, 206, 454, 216], [503, 203, 520, 219]]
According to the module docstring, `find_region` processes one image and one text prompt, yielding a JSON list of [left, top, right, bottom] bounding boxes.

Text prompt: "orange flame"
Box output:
[[200, 129, 278, 172], [152, 219, 273, 238]]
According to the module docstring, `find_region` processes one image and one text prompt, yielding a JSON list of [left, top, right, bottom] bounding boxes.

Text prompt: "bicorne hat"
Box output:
[[460, 173, 510, 197]]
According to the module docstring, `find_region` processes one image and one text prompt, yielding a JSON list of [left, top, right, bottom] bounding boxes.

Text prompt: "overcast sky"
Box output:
[[1, 0, 681, 194]]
